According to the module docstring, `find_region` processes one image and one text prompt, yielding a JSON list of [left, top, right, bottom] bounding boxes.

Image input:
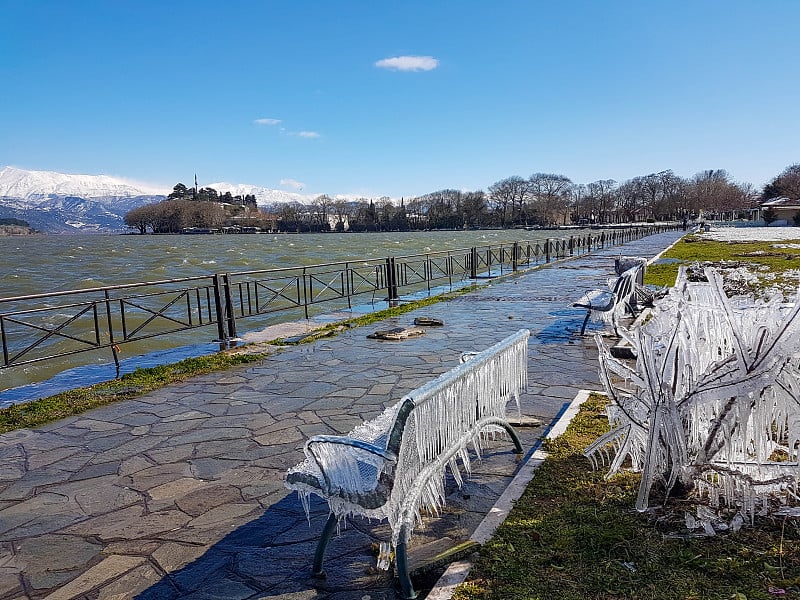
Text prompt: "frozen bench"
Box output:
[[573, 260, 645, 336], [285, 329, 530, 599]]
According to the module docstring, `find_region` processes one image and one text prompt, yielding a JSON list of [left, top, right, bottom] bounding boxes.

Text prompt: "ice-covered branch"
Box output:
[[587, 267, 800, 520]]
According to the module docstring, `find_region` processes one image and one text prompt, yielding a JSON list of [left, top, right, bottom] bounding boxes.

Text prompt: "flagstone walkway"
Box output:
[[0, 230, 683, 600]]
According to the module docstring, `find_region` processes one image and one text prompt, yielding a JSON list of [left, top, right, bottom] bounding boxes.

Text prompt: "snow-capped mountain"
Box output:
[[207, 181, 316, 206], [206, 182, 363, 206], [0, 166, 166, 202], [0, 166, 166, 233]]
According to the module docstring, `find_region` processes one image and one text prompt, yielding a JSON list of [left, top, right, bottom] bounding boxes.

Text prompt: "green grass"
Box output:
[[644, 235, 800, 291], [453, 395, 800, 600], [0, 352, 265, 433]]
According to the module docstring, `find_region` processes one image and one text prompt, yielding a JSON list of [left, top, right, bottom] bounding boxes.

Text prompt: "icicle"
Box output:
[[585, 268, 800, 518], [286, 329, 530, 549]]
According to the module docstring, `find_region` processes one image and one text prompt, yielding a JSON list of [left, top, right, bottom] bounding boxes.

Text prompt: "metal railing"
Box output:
[[0, 225, 675, 374]]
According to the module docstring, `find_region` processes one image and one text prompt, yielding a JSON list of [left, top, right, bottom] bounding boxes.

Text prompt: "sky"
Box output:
[[2, 1, 798, 198]]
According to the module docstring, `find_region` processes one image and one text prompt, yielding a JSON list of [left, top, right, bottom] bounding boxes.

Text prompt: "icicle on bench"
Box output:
[[284, 328, 530, 599], [572, 258, 646, 336]]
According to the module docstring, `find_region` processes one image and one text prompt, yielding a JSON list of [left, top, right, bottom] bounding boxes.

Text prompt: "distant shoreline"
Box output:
[[0, 225, 37, 236]]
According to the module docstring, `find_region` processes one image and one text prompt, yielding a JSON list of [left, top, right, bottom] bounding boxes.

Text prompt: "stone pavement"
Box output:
[[0, 230, 683, 600]]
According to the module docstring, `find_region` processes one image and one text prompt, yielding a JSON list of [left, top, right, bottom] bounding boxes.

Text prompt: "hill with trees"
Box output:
[[0, 218, 36, 235]]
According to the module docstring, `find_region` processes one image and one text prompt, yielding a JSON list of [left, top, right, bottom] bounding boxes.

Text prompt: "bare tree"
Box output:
[[585, 179, 617, 224], [615, 178, 647, 223], [124, 204, 154, 234], [528, 173, 572, 225], [488, 176, 529, 227], [763, 164, 800, 201], [462, 191, 488, 227], [332, 200, 350, 231], [307, 195, 333, 231], [569, 184, 588, 224], [687, 170, 756, 220]]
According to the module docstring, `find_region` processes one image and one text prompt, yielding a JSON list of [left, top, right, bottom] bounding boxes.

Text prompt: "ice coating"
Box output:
[[587, 266, 800, 519], [285, 329, 529, 547]]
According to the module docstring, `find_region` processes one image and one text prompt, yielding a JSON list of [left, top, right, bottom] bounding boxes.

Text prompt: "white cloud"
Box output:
[[291, 131, 321, 139], [280, 178, 305, 190], [254, 118, 282, 125], [375, 55, 439, 72]]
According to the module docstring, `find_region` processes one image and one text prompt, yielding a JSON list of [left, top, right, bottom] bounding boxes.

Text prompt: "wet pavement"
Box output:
[[0, 230, 683, 600]]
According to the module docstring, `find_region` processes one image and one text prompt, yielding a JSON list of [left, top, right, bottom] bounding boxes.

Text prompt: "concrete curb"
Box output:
[[425, 388, 597, 600]]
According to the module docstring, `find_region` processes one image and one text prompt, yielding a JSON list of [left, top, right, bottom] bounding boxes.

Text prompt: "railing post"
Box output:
[[301, 268, 309, 320], [426, 256, 432, 292], [0, 316, 8, 367], [470, 247, 478, 279], [545, 239, 551, 263], [212, 273, 228, 342], [512, 242, 519, 271], [104, 290, 121, 377], [211, 273, 237, 343], [386, 257, 399, 304], [569, 236, 574, 256], [345, 262, 353, 309], [222, 273, 237, 339]]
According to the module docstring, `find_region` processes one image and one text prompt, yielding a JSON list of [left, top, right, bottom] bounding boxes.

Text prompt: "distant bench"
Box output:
[[285, 329, 530, 599], [573, 257, 646, 336]]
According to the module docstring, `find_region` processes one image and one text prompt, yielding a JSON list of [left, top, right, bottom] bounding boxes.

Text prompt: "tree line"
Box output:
[[124, 164, 798, 234]]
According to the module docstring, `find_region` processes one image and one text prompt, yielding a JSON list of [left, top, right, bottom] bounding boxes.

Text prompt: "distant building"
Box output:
[[758, 196, 800, 225]]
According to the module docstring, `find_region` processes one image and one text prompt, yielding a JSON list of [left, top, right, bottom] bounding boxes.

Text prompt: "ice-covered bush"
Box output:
[[586, 266, 800, 520]]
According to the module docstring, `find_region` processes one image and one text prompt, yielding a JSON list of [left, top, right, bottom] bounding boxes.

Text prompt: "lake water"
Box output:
[[0, 229, 584, 404]]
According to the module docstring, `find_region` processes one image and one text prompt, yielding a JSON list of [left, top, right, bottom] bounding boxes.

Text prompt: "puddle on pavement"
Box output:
[[534, 308, 605, 343]]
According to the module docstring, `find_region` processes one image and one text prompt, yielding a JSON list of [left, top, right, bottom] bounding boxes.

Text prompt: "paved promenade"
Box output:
[[0, 230, 683, 600]]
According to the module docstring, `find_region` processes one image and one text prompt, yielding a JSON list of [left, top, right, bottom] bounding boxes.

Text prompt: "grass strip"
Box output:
[[0, 352, 265, 434], [453, 394, 800, 600], [645, 235, 800, 290], [271, 288, 473, 345]]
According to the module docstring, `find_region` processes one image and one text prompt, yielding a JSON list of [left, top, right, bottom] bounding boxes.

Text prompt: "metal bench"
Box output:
[[284, 329, 530, 599], [573, 263, 644, 336]]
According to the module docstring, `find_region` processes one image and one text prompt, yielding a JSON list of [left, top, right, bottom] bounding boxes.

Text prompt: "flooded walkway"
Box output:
[[0, 230, 683, 600]]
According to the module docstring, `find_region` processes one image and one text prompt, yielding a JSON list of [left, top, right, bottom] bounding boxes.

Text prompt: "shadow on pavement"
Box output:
[[136, 492, 400, 600]]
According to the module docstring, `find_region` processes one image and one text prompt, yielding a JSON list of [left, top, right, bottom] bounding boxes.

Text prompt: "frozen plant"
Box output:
[[586, 266, 800, 520]]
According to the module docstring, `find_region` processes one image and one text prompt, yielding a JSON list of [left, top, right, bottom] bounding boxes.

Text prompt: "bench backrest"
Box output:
[[385, 328, 529, 458], [383, 329, 529, 533], [615, 256, 647, 285], [612, 268, 635, 299], [610, 266, 642, 313]]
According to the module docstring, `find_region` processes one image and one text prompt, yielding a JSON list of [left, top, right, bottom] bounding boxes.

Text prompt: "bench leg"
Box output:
[[501, 422, 523, 454], [312, 513, 338, 578], [579, 310, 591, 335], [396, 537, 418, 599]]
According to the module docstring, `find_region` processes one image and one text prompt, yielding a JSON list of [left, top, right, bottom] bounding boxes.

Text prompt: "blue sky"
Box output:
[[2, 1, 798, 198]]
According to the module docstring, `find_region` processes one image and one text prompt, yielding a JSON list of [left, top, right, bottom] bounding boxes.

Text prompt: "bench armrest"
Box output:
[[303, 435, 397, 495], [306, 435, 396, 461]]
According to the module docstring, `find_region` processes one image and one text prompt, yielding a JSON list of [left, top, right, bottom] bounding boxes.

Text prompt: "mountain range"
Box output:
[[0, 166, 326, 233]]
